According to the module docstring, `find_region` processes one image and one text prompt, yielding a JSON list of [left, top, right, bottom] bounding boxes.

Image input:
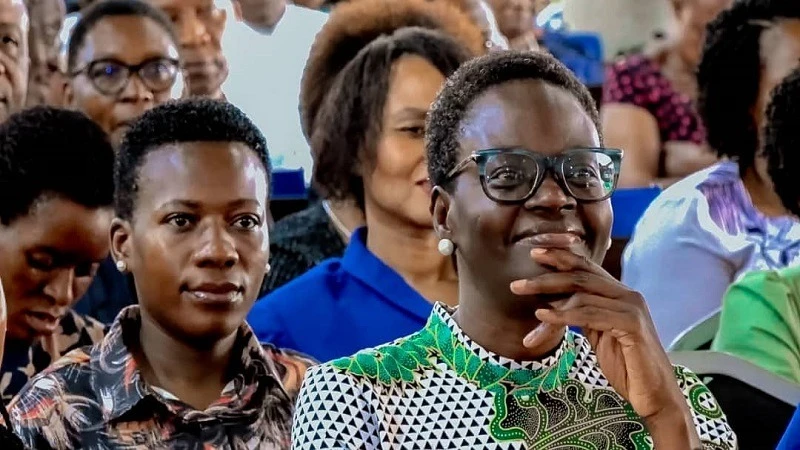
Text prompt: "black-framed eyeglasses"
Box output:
[[71, 57, 180, 96], [445, 147, 623, 203]]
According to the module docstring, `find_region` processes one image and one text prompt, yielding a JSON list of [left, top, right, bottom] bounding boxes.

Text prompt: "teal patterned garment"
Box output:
[[292, 304, 737, 449]]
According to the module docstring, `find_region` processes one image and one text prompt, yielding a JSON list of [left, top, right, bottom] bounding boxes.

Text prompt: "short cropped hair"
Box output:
[[312, 27, 470, 208], [697, 0, 800, 171], [68, 0, 177, 73], [115, 99, 270, 220], [426, 51, 600, 188], [0, 106, 114, 225], [764, 68, 800, 217], [300, 0, 486, 141]]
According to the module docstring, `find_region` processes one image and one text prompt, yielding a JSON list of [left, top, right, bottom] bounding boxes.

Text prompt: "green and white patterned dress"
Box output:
[[292, 304, 737, 449]]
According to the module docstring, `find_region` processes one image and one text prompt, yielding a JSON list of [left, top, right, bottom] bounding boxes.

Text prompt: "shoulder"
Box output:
[[631, 163, 737, 244], [671, 365, 738, 449], [8, 349, 93, 449], [61, 310, 107, 344], [260, 344, 317, 399]]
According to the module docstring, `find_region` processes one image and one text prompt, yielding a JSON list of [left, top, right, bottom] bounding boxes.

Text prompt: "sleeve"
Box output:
[[6, 373, 72, 450], [603, 57, 653, 107], [673, 365, 738, 450], [622, 193, 735, 346], [712, 270, 800, 384], [291, 365, 381, 449]]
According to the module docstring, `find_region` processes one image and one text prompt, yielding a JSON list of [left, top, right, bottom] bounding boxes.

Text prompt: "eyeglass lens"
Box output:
[[483, 150, 617, 202], [88, 59, 178, 95]]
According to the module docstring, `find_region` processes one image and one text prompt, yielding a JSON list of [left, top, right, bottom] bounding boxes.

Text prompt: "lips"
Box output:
[[512, 224, 587, 250], [24, 310, 62, 335], [182, 282, 244, 305]]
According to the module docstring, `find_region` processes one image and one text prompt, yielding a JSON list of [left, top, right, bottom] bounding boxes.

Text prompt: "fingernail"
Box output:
[[510, 280, 526, 293], [523, 330, 537, 347], [531, 248, 547, 255]]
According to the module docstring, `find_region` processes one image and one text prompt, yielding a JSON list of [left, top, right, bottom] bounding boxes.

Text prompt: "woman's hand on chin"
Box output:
[[509, 248, 698, 441]]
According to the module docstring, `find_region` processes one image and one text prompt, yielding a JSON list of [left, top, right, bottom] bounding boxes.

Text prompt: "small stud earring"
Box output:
[[437, 238, 454, 256], [115, 260, 127, 273], [265, 263, 271, 274]]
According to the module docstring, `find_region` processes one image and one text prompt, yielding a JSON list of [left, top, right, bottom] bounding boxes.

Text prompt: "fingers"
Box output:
[[524, 293, 645, 345], [529, 247, 611, 277], [511, 270, 628, 298]]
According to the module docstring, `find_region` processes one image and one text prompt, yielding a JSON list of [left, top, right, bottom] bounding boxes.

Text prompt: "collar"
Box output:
[[340, 228, 431, 321], [428, 303, 579, 377], [91, 305, 283, 423]]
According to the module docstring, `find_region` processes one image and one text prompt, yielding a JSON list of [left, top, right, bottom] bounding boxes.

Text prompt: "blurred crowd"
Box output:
[[0, 0, 797, 448]]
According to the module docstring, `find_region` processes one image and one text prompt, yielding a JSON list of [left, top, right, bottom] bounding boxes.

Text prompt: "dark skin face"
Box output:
[[25, 0, 63, 107], [67, 15, 180, 147], [0, 198, 110, 342], [110, 141, 269, 348], [434, 80, 611, 320], [146, 0, 226, 99]]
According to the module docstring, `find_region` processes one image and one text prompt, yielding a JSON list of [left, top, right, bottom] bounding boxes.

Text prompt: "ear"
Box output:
[[109, 217, 133, 271], [63, 80, 74, 107], [432, 186, 454, 242]]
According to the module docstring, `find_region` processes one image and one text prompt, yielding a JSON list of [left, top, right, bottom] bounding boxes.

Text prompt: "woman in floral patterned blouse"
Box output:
[[292, 51, 737, 449]]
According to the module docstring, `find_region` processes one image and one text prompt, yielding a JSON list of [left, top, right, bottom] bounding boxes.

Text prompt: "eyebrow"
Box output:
[[156, 199, 262, 211], [390, 107, 428, 121]]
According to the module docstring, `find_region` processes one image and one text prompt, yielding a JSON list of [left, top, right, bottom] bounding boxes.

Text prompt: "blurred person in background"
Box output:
[[712, 67, 800, 385], [623, 0, 800, 346], [69, 0, 183, 325], [145, 0, 227, 99], [23, 0, 64, 107], [0, 0, 28, 122], [249, 28, 470, 362], [485, 0, 539, 51], [221, 0, 327, 182], [602, 0, 731, 188], [0, 107, 113, 401], [65, 0, 180, 146], [263, 0, 486, 295]]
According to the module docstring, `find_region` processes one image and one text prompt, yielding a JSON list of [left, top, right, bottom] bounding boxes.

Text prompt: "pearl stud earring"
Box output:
[[437, 238, 454, 256]]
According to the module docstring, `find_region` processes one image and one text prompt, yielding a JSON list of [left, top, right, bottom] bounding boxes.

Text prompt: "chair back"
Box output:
[[668, 308, 721, 351], [670, 351, 800, 449]]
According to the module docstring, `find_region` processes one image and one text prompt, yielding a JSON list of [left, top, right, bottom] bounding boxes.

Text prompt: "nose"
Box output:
[[119, 74, 154, 103], [42, 269, 76, 307], [193, 222, 239, 269], [179, 12, 210, 48], [523, 175, 577, 212]]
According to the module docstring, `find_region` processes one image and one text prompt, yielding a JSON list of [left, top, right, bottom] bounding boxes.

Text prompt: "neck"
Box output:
[[741, 160, 788, 217], [136, 308, 237, 409], [364, 201, 456, 295], [658, 48, 698, 100], [452, 263, 564, 361], [325, 198, 365, 240]]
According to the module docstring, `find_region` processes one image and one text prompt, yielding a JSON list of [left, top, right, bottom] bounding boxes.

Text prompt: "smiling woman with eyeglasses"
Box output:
[[64, 0, 181, 147], [292, 51, 737, 450]]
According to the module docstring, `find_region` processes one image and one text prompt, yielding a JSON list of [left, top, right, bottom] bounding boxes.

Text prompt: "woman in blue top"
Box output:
[[247, 28, 471, 362]]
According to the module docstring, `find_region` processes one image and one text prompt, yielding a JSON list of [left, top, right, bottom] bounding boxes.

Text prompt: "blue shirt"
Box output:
[[247, 228, 432, 362], [779, 406, 800, 449]]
